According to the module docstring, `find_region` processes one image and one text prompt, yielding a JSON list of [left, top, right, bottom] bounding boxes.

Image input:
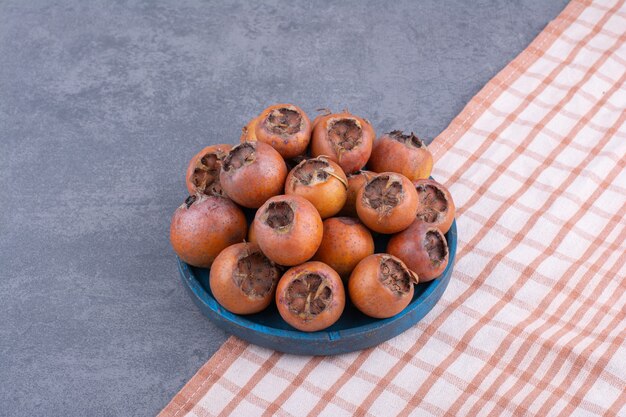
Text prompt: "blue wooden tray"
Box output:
[[178, 219, 456, 356]]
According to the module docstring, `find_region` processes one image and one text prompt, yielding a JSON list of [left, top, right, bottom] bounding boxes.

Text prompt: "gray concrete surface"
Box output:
[[0, 1, 568, 415]]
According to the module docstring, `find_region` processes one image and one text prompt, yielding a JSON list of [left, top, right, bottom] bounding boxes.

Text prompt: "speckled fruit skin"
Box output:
[[369, 132, 433, 181], [209, 242, 279, 315], [310, 111, 375, 174], [313, 217, 374, 280], [413, 178, 456, 234], [247, 219, 259, 246], [276, 261, 345, 332], [254, 194, 323, 266], [348, 254, 417, 319], [169, 195, 247, 268], [220, 141, 288, 208], [355, 172, 418, 234], [240, 117, 259, 142], [254, 103, 312, 159], [185, 144, 232, 196], [337, 170, 374, 217], [387, 221, 449, 282], [284, 157, 348, 219]]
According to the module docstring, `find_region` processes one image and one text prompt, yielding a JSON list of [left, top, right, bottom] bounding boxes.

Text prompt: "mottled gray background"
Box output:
[[0, 1, 567, 416]]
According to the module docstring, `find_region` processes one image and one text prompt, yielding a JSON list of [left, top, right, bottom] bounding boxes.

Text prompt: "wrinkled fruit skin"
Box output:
[[356, 172, 418, 234], [369, 131, 433, 181], [387, 221, 449, 282], [220, 141, 288, 208], [338, 170, 374, 217], [349, 254, 417, 318], [254, 103, 312, 159], [313, 217, 374, 280], [185, 144, 232, 196], [209, 242, 280, 315], [276, 261, 345, 332], [170, 195, 248, 268], [284, 157, 348, 219], [254, 194, 323, 266], [240, 117, 259, 142], [310, 112, 375, 174], [413, 178, 455, 234]]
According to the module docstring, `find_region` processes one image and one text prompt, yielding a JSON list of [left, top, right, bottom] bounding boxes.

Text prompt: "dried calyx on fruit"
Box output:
[[423, 229, 448, 267], [291, 158, 346, 188], [263, 107, 302, 135], [263, 201, 294, 232], [293, 159, 329, 183], [234, 250, 279, 299], [413, 179, 455, 234], [254, 104, 312, 159], [363, 174, 404, 217], [379, 255, 416, 295], [222, 142, 255, 172], [417, 184, 447, 222], [193, 154, 221, 193], [185, 144, 232, 196], [311, 110, 375, 174], [328, 118, 362, 153], [390, 130, 426, 148], [276, 261, 345, 331], [285, 273, 333, 320]]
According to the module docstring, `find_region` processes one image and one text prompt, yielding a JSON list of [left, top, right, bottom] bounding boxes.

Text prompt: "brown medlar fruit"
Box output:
[[170, 194, 247, 268], [284, 156, 348, 219], [369, 131, 433, 181], [276, 261, 345, 332], [413, 179, 456, 234], [310, 111, 375, 174], [254, 195, 323, 266], [313, 217, 374, 280], [185, 144, 232, 196], [209, 242, 281, 315], [220, 141, 288, 208], [356, 172, 418, 234], [387, 221, 449, 282], [348, 254, 418, 318]]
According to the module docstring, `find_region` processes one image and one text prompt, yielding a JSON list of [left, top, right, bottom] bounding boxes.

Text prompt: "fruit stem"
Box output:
[[315, 108, 331, 116], [326, 170, 348, 189], [184, 195, 197, 208]]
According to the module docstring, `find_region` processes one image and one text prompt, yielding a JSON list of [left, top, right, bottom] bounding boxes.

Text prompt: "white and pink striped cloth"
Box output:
[[161, 1, 626, 415]]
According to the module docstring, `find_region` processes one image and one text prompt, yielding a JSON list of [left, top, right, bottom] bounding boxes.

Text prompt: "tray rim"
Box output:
[[177, 219, 457, 353]]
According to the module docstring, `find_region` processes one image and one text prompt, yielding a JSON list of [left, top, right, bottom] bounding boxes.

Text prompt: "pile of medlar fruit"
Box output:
[[170, 104, 455, 332]]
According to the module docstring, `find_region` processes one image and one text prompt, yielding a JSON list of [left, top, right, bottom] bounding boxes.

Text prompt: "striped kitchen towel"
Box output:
[[160, 0, 626, 415]]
